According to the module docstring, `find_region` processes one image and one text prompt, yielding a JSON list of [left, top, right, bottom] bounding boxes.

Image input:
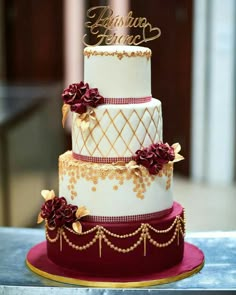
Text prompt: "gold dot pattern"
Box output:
[[113, 185, 118, 191], [59, 152, 173, 200]]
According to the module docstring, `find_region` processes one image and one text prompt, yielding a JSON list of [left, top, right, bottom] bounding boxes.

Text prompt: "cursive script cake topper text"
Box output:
[[83, 6, 161, 46]]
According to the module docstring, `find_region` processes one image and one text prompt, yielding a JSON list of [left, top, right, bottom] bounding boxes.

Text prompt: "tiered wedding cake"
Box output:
[[27, 45, 204, 286]]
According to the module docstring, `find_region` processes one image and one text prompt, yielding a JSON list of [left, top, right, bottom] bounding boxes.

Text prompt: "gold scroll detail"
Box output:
[[84, 49, 152, 60], [45, 212, 185, 256], [59, 152, 173, 200]]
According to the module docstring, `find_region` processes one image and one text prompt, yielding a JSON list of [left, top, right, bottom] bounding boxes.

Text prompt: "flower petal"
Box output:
[[41, 189, 55, 201], [37, 212, 44, 224], [62, 104, 70, 128], [89, 110, 96, 121], [173, 154, 185, 163], [172, 143, 181, 154], [76, 206, 90, 219], [72, 221, 82, 234]]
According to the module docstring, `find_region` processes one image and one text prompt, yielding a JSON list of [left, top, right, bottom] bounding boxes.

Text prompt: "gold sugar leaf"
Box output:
[[72, 221, 82, 234], [81, 120, 90, 131], [76, 109, 96, 131], [89, 109, 96, 121], [62, 104, 70, 128], [37, 212, 44, 224], [76, 206, 90, 219], [126, 160, 142, 178], [173, 154, 185, 163], [172, 143, 184, 163], [134, 169, 142, 178], [172, 143, 181, 154], [126, 160, 138, 168], [41, 189, 55, 201]]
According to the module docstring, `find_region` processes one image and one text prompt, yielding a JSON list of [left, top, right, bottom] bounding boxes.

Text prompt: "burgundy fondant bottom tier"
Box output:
[[47, 202, 185, 277]]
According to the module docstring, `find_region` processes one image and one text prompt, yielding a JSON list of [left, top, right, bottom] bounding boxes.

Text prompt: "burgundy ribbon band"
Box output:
[[103, 96, 152, 105], [83, 207, 173, 223], [73, 152, 135, 164]]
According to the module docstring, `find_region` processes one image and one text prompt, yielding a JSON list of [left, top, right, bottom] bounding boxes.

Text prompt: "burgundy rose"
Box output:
[[151, 142, 175, 164], [81, 88, 104, 108], [41, 197, 67, 220], [70, 103, 87, 114], [135, 149, 156, 169], [41, 197, 70, 228], [135, 142, 175, 175], [54, 204, 78, 227], [62, 82, 89, 105], [149, 162, 163, 175]]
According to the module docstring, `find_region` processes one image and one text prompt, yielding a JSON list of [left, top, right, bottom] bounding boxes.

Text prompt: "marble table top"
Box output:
[[0, 227, 235, 294]]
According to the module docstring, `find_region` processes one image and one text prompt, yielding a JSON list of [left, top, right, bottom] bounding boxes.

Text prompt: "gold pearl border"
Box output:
[[45, 213, 185, 257]]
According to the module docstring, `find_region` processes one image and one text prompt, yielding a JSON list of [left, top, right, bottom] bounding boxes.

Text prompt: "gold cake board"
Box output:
[[26, 241, 204, 288]]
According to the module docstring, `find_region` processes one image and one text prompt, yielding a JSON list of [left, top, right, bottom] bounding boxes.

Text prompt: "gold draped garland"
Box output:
[[45, 211, 185, 257]]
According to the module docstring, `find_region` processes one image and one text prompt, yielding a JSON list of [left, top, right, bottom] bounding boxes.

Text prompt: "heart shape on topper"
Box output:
[[143, 23, 161, 43]]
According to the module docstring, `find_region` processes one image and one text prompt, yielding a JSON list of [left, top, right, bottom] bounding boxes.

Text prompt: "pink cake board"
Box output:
[[26, 241, 204, 288]]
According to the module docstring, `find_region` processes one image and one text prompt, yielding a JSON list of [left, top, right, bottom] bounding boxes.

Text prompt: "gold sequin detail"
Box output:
[[84, 49, 152, 60], [59, 152, 173, 200]]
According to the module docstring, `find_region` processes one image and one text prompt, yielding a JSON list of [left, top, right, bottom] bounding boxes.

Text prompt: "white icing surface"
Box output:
[[84, 45, 151, 98], [72, 98, 163, 157], [59, 152, 173, 217]]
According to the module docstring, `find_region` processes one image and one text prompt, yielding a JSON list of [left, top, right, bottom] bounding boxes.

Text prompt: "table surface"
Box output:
[[0, 228, 235, 294]]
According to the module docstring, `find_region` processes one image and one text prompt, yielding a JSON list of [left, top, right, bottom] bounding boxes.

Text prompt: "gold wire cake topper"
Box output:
[[83, 6, 161, 46]]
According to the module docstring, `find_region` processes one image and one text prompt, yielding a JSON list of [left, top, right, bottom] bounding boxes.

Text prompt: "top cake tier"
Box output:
[[84, 45, 152, 99]]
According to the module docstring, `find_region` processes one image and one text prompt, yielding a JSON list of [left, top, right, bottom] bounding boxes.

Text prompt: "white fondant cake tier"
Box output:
[[72, 98, 162, 158], [59, 151, 173, 217], [84, 45, 151, 98]]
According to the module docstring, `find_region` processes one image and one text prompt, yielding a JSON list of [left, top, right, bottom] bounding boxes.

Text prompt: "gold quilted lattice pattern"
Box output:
[[72, 105, 162, 157]]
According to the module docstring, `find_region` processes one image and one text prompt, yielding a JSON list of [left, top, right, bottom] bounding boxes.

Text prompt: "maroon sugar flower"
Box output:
[[61, 81, 104, 116], [151, 142, 175, 164], [149, 162, 164, 175], [70, 103, 87, 115], [135, 149, 156, 169], [54, 204, 78, 227], [41, 197, 67, 221], [62, 82, 89, 105], [135, 142, 175, 175], [81, 88, 104, 108]]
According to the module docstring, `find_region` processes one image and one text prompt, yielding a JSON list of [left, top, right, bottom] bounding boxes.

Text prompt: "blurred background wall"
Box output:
[[0, 0, 235, 227]]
